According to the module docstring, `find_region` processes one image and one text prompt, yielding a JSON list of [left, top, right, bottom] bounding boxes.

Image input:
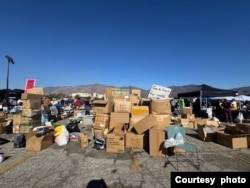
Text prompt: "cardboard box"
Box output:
[[150, 99, 171, 114], [110, 112, 130, 123], [181, 118, 197, 129], [92, 100, 114, 114], [216, 131, 248, 149], [236, 123, 250, 147], [26, 131, 55, 151], [0, 121, 7, 134], [181, 114, 195, 121], [206, 120, 219, 127], [114, 99, 131, 113], [106, 131, 125, 153], [131, 89, 141, 98], [149, 128, 166, 157], [242, 119, 250, 123], [152, 114, 171, 129], [182, 107, 193, 115], [22, 99, 42, 109], [22, 109, 41, 117], [129, 94, 139, 105], [197, 125, 218, 142], [78, 133, 89, 148], [21, 93, 43, 100], [125, 131, 145, 149], [27, 87, 44, 95], [92, 127, 105, 139], [133, 114, 155, 134], [129, 116, 145, 131], [131, 106, 149, 117], [109, 112, 130, 130]]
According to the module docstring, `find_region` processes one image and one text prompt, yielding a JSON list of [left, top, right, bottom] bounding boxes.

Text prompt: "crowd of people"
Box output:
[[0, 96, 92, 126], [170, 97, 250, 123]]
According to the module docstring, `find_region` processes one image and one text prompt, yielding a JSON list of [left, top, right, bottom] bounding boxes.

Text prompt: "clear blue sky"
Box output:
[[0, 0, 249, 91]]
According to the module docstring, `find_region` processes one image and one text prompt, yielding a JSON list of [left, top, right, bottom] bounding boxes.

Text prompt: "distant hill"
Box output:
[[43, 84, 250, 98]]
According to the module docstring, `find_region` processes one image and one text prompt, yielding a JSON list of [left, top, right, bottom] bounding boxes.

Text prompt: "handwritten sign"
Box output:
[[25, 79, 36, 93], [148, 84, 171, 100]]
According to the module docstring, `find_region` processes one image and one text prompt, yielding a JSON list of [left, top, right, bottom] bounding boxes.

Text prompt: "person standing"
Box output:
[[220, 99, 233, 123], [41, 97, 51, 125]]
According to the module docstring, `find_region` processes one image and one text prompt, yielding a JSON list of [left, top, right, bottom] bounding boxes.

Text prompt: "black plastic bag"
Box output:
[[13, 134, 26, 148], [66, 122, 80, 133], [0, 138, 10, 145]]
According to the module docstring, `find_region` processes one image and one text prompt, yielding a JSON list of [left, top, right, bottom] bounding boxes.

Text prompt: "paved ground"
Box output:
[[0, 118, 250, 188]]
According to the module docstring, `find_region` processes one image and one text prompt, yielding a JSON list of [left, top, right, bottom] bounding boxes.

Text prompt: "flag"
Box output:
[[25, 79, 36, 93]]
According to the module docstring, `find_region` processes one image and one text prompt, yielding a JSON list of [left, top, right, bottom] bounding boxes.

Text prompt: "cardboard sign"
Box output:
[[148, 84, 171, 100], [25, 79, 36, 92]]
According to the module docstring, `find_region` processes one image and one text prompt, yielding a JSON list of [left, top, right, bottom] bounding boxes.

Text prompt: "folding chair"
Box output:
[[164, 125, 200, 170]]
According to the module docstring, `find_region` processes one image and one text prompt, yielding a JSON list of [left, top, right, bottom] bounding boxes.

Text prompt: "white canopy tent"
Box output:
[[210, 95, 250, 102]]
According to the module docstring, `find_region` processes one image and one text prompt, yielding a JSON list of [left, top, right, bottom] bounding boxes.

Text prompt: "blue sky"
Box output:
[[0, 0, 249, 91]]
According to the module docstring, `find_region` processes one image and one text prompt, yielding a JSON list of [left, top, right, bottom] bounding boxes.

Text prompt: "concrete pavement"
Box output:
[[0, 119, 250, 188]]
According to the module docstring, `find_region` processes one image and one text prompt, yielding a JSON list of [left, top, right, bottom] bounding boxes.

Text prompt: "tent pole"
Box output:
[[200, 90, 202, 110]]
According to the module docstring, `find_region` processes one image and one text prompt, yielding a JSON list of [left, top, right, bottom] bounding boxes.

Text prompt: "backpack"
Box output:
[[13, 134, 26, 148]]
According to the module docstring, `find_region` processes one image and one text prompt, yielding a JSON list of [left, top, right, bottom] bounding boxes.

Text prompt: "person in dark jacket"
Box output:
[[220, 99, 233, 123]]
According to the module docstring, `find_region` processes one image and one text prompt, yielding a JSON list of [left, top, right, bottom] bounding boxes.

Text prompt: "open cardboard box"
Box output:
[[26, 131, 55, 152], [216, 131, 248, 149]]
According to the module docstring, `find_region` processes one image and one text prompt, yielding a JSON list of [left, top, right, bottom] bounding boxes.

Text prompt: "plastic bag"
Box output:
[[13, 134, 26, 148], [234, 112, 244, 123], [175, 132, 184, 145], [66, 122, 80, 133], [54, 125, 69, 146]]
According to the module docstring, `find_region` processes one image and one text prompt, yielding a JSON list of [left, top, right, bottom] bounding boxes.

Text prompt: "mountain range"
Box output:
[[43, 83, 250, 98]]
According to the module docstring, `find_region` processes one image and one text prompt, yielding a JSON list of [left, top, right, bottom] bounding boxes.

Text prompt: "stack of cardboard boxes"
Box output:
[[91, 87, 172, 156], [13, 93, 42, 133]]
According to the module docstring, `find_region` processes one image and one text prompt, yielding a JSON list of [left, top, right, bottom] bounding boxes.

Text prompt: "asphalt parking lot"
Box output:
[[0, 118, 250, 188]]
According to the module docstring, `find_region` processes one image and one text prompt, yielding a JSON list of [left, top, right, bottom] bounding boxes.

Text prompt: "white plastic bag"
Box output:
[[234, 112, 244, 123], [164, 132, 184, 148], [54, 125, 69, 146], [175, 132, 184, 145]]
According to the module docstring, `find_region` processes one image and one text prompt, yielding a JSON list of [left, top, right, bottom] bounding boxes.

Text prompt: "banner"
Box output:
[[148, 84, 172, 100], [25, 79, 36, 93]]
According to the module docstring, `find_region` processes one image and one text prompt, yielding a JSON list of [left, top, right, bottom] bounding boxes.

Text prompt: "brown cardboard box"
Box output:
[[92, 100, 114, 114], [110, 112, 130, 123], [109, 112, 130, 130], [0, 121, 7, 134], [152, 114, 171, 129], [26, 131, 55, 151], [236, 123, 250, 147], [125, 131, 145, 149], [131, 89, 141, 98], [181, 118, 196, 129], [22, 99, 42, 109], [131, 106, 149, 117], [150, 99, 171, 114], [27, 87, 44, 95], [206, 120, 219, 127], [149, 128, 166, 157], [78, 133, 89, 148], [129, 116, 145, 131], [106, 131, 125, 153], [216, 131, 248, 149], [242, 119, 250, 123], [114, 99, 131, 113], [22, 109, 41, 117], [92, 127, 105, 139], [129, 94, 139, 105], [133, 114, 155, 134], [21, 93, 43, 100], [181, 114, 196, 121], [182, 107, 193, 115], [197, 125, 219, 142]]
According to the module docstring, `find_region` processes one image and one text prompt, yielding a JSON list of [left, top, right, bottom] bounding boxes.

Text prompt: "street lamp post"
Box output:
[[5, 55, 15, 98]]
